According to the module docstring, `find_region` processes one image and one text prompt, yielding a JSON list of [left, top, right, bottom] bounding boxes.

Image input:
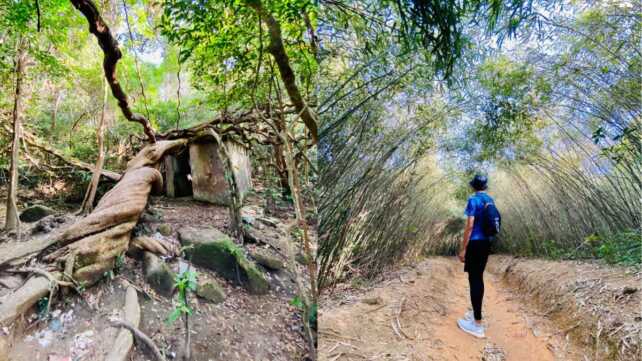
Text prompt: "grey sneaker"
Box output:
[[457, 318, 485, 338]]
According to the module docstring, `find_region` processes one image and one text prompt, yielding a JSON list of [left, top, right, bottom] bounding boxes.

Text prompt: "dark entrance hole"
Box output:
[[165, 149, 193, 197]]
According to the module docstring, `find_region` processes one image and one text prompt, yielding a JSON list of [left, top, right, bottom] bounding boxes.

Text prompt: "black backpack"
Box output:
[[480, 201, 501, 237]]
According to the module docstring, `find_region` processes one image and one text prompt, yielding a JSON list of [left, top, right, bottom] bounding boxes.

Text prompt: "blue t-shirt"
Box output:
[[464, 192, 494, 241]]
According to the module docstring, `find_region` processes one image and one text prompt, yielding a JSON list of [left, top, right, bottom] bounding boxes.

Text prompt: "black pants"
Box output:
[[464, 240, 490, 321]]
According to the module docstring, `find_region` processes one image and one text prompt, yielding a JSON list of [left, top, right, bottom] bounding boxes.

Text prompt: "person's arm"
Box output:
[[458, 216, 475, 262]]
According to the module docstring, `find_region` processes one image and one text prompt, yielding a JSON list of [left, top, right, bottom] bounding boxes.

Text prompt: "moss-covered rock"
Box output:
[[250, 248, 285, 270], [196, 280, 225, 303], [178, 226, 269, 294], [157, 223, 172, 236], [19, 205, 55, 223], [143, 252, 175, 297], [295, 252, 310, 266]]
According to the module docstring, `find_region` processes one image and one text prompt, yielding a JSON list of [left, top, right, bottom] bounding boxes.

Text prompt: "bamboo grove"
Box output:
[[317, 0, 641, 288]]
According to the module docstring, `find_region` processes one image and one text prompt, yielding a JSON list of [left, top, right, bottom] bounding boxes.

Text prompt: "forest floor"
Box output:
[[1, 186, 313, 361], [318, 256, 640, 361]]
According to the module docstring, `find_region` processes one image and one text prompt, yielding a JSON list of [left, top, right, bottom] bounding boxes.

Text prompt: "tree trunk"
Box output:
[[272, 112, 317, 358], [273, 143, 290, 195], [79, 78, 108, 215], [51, 89, 61, 132], [5, 39, 27, 233], [201, 129, 244, 241], [44, 140, 187, 285]]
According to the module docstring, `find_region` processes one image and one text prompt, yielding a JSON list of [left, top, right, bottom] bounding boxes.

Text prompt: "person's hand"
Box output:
[[458, 249, 466, 263]]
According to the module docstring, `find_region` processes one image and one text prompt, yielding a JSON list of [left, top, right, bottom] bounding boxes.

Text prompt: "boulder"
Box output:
[[157, 223, 172, 236], [250, 248, 285, 271], [178, 226, 269, 294], [31, 215, 68, 234], [196, 280, 225, 303], [19, 205, 55, 222], [143, 252, 175, 297]]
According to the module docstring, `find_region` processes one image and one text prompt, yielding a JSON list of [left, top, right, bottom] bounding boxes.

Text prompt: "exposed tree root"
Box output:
[[6, 268, 73, 288], [56, 169, 162, 245], [106, 286, 142, 361], [0, 140, 186, 325], [111, 319, 166, 361], [130, 236, 173, 257], [0, 275, 51, 325]]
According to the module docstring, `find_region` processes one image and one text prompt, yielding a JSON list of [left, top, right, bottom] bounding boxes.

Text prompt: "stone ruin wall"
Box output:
[[163, 140, 252, 206]]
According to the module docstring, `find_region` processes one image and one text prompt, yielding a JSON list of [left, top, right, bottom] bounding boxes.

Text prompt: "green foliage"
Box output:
[[289, 295, 304, 309], [36, 296, 49, 318], [289, 296, 317, 330], [167, 269, 198, 324], [115, 253, 126, 272], [390, 0, 540, 77], [462, 56, 548, 163], [500, 230, 641, 269], [161, 0, 317, 110], [594, 231, 641, 267]]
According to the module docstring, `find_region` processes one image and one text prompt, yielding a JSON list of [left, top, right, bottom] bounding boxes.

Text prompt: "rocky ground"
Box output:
[[0, 186, 315, 361]]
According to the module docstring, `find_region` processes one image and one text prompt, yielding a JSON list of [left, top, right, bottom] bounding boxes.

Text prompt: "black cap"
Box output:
[[469, 174, 488, 191]]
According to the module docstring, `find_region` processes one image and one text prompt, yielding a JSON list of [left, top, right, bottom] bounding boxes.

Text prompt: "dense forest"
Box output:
[[0, 0, 319, 360], [0, 0, 639, 360]]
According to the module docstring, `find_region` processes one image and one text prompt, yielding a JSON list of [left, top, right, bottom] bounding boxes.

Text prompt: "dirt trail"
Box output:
[[319, 257, 583, 361]]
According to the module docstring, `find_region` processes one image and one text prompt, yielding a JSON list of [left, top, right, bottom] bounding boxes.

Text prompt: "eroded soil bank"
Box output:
[[488, 255, 640, 361], [319, 256, 640, 361]]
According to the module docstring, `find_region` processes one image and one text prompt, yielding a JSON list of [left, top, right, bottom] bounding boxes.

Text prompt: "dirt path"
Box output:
[[319, 257, 582, 361]]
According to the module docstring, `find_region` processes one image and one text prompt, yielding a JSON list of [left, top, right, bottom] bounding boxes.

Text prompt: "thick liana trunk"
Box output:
[[246, 0, 318, 144], [69, 0, 156, 143], [0, 140, 186, 326], [44, 140, 186, 285], [79, 79, 108, 215], [5, 39, 27, 233]]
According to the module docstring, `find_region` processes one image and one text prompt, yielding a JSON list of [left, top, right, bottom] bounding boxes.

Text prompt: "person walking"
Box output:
[[457, 174, 500, 338]]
